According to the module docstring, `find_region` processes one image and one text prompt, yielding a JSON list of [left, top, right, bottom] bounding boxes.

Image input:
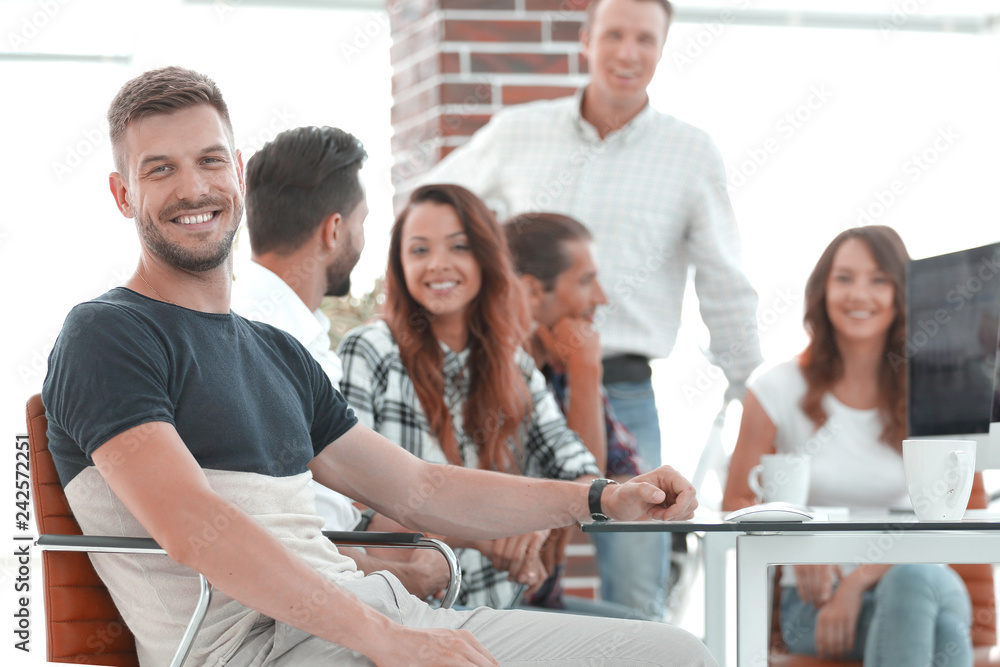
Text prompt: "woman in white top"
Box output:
[[723, 225, 972, 665]]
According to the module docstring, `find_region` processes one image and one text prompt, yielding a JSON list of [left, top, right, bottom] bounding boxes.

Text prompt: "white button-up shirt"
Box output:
[[423, 90, 763, 390], [231, 260, 360, 532]]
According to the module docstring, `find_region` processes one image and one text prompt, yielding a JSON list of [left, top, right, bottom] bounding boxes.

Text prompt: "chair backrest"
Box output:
[[27, 393, 140, 666]]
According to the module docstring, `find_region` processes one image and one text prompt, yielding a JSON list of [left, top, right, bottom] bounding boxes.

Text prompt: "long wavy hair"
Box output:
[[383, 184, 533, 471], [800, 225, 910, 449]]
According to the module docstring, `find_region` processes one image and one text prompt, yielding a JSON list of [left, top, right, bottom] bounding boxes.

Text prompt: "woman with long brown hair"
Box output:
[[723, 225, 971, 665], [338, 184, 601, 610]]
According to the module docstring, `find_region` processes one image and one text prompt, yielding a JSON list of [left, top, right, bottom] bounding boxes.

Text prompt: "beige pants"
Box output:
[[227, 571, 716, 666]]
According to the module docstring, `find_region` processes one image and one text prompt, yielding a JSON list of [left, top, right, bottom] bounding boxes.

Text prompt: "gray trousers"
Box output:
[[228, 571, 716, 666]]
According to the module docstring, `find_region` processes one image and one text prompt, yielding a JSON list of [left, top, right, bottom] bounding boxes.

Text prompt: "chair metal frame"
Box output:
[[28, 393, 461, 667]]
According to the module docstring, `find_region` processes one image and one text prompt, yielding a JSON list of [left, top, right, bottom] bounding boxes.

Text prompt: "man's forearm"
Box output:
[[564, 364, 607, 472], [386, 465, 590, 538], [314, 426, 593, 539]]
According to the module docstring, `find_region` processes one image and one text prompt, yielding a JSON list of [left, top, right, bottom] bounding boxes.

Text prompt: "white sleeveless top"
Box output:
[[749, 360, 911, 587], [749, 360, 910, 509]]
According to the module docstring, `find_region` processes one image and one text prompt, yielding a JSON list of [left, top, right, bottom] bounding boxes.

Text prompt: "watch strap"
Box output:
[[354, 507, 376, 532], [588, 478, 618, 522]]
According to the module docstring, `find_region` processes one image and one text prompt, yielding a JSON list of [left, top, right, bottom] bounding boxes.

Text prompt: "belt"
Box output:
[[602, 354, 651, 384]]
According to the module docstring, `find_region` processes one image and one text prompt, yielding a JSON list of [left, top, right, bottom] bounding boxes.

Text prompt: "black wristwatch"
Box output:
[[354, 508, 376, 532], [588, 478, 619, 522]]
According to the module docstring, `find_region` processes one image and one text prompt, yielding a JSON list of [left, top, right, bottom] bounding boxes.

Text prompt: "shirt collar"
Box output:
[[572, 85, 654, 144], [234, 261, 329, 348], [439, 341, 470, 382]]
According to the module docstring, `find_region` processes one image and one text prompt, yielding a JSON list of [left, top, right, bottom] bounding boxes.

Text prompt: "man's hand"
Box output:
[[536, 317, 602, 373], [476, 531, 549, 590], [604, 466, 698, 521], [538, 526, 571, 573], [367, 627, 498, 666]]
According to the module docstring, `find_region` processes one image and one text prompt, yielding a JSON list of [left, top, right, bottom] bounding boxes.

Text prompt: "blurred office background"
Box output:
[[1, 1, 998, 664]]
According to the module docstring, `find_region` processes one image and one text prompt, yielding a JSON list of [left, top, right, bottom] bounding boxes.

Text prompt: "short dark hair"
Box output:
[[503, 212, 592, 291], [245, 126, 367, 255], [584, 0, 674, 32], [107, 66, 234, 177]]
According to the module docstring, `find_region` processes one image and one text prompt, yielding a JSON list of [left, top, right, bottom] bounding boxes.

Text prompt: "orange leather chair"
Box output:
[[27, 393, 461, 666], [767, 473, 998, 666]]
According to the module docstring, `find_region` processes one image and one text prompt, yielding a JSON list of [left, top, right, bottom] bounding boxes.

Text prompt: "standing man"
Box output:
[[423, 0, 763, 617], [42, 65, 714, 666], [231, 125, 450, 600]]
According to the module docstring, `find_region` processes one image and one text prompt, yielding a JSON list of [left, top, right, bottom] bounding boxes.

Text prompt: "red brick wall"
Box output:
[[387, 0, 589, 210], [386, 0, 601, 601]]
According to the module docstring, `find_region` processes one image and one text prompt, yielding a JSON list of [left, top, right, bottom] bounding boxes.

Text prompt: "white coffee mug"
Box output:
[[747, 454, 811, 505], [903, 439, 976, 521]]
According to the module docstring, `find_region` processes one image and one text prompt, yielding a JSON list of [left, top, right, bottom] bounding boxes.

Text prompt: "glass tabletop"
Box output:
[[581, 509, 1000, 533]]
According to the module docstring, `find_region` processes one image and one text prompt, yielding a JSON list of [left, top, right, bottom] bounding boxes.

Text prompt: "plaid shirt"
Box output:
[[423, 90, 763, 390], [337, 320, 600, 608], [545, 368, 643, 478]]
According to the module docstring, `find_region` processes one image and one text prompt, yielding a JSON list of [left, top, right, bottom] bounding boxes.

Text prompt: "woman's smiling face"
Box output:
[[825, 237, 896, 346], [400, 200, 483, 326]]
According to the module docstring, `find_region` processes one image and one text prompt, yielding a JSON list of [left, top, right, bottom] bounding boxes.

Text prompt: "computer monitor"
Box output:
[[906, 241, 1000, 470]]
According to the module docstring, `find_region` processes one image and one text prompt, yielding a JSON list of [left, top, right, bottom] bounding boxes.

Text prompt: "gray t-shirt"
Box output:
[[43, 287, 361, 665]]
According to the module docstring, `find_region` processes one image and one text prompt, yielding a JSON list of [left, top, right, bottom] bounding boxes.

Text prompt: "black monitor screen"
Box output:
[[906, 242, 1000, 437]]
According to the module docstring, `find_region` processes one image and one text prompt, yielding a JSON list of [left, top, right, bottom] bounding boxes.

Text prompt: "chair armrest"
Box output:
[[323, 531, 463, 609], [37, 533, 166, 554], [322, 531, 423, 545], [35, 533, 209, 667]]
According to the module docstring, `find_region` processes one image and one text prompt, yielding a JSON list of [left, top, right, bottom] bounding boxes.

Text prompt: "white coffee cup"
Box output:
[[747, 454, 811, 505], [903, 439, 976, 521]]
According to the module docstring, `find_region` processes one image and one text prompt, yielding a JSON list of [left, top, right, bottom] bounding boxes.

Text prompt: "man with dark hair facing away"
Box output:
[[231, 125, 451, 601]]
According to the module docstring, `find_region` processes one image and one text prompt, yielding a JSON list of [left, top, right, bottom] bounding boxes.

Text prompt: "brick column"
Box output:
[[387, 0, 601, 602], [388, 0, 589, 210]]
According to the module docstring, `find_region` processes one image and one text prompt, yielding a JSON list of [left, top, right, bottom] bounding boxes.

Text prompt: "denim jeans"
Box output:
[[604, 378, 661, 470], [780, 564, 972, 666], [594, 378, 670, 620]]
